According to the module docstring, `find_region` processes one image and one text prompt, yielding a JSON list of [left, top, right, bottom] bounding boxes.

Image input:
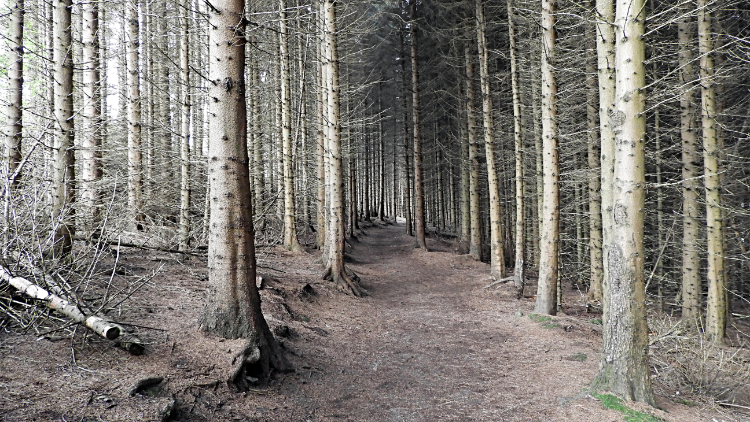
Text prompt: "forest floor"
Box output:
[[0, 220, 747, 421]]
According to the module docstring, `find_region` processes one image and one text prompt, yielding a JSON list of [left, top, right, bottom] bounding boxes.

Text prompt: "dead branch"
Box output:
[[0, 264, 120, 340]]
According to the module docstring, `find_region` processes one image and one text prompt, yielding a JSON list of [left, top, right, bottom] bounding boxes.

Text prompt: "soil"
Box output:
[[0, 220, 746, 421]]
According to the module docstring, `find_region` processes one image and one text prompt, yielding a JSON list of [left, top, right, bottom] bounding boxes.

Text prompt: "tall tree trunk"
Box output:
[[508, 0, 525, 296], [400, 33, 413, 237], [378, 85, 386, 221], [464, 41, 482, 261], [410, 3, 427, 250], [678, 6, 701, 320], [534, 0, 559, 314], [279, 0, 302, 251], [179, 10, 191, 251], [126, 0, 144, 230], [322, 0, 361, 296], [598, 0, 617, 316], [52, 0, 76, 257], [586, 0, 603, 303], [5, 0, 23, 188], [199, 0, 290, 389], [476, 0, 503, 278], [316, 46, 327, 248], [699, 0, 726, 344], [592, 0, 655, 404]]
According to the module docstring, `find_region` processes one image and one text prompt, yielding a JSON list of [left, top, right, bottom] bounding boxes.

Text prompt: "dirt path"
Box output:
[[243, 222, 683, 421], [0, 221, 738, 421]]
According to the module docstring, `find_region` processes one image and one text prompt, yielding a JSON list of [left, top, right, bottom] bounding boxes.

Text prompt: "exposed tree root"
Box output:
[[322, 266, 364, 297], [229, 331, 293, 392]]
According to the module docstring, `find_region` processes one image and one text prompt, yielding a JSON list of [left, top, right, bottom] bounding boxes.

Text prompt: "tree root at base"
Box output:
[[322, 266, 364, 297]]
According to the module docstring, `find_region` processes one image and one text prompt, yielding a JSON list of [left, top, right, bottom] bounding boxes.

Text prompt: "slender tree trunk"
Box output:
[[51, 0, 76, 257], [678, 7, 701, 320], [378, 86, 386, 221], [199, 0, 290, 389], [592, 0, 655, 405], [5, 0, 23, 188], [400, 33, 413, 237], [534, 0, 559, 314], [508, 0, 525, 296], [322, 0, 361, 296], [463, 41, 482, 261], [699, 0, 726, 344], [409, 3, 427, 250], [531, 70, 542, 267], [316, 49, 326, 248], [179, 10, 191, 251], [586, 0, 603, 303], [279, 0, 302, 251], [126, 0, 144, 229], [476, 0, 503, 278]]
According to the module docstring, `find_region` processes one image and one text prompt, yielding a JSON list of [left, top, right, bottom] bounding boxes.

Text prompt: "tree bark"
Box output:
[[464, 40, 482, 261], [279, 0, 302, 252], [409, 3, 427, 250], [51, 0, 76, 258], [592, 0, 655, 404], [534, 0, 559, 314], [508, 0, 525, 296], [199, 0, 291, 388], [5, 0, 23, 188], [179, 10, 191, 251], [126, 0, 144, 230], [678, 6, 701, 320], [322, 0, 362, 296], [476, 0, 503, 278], [585, 0, 603, 303], [699, 0, 726, 344]]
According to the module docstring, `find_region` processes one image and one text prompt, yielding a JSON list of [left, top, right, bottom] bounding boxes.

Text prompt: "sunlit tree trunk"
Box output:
[[534, 0, 558, 314], [322, 0, 361, 296], [598, 0, 616, 311], [51, 0, 76, 257], [126, 0, 144, 229], [586, 0, 602, 303], [5, 0, 23, 189], [699, 0, 726, 344], [178, 10, 191, 251], [678, 5, 701, 320], [476, 0, 503, 278], [4, 0, 24, 245], [316, 48, 327, 248], [592, 0, 655, 404], [198, 0, 290, 389]]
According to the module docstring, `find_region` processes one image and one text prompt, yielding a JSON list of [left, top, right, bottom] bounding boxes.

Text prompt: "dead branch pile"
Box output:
[[649, 315, 750, 408]]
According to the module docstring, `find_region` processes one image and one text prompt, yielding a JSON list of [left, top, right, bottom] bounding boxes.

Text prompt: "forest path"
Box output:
[[266, 222, 610, 421]]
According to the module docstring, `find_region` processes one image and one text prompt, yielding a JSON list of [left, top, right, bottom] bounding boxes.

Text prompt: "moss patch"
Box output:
[[593, 393, 662, 422]]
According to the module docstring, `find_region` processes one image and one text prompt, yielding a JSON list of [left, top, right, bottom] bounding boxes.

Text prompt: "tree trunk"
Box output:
[[126, 0, 144, 230], [534, 0, 559, 314], [678, 7, 701, 320], [586, 0, 603, 303], [51, 0, 76, 258], [699, 0, 726, 344], [508, 0, 525, 296], [476, 0, 503, 279], [278, 0, 302, 252], [322, 0, 362, 296], [179, 10, 191, 251], [5, 0, 23, 188], [592, 0, 655, 404], [409, 3, 427, 250], [4, 0, 24, 245], [400, 33, 413, 237], [199, 0, 291, 389], [464, 40, 482, 261]]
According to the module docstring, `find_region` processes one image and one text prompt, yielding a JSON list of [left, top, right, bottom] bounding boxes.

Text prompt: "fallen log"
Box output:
[[0, 265, 147, 355], [0, 265, 120, 340]]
